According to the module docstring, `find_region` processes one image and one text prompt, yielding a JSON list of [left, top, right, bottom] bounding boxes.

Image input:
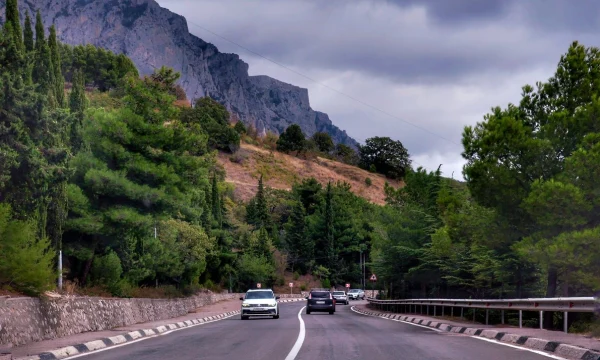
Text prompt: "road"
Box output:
[[77, 301, 560, 360]]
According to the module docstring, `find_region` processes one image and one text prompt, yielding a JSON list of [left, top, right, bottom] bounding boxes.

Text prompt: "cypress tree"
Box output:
[[255, 175, 269, 228], [32, 11, 53, 93], [69, 68, 87, 114], [48, 25, 65, 106], [23, 11, 34, 53], [5, 0, 23, 51]]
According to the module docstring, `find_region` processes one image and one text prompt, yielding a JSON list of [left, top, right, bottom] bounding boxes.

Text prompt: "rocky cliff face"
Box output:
[[3, 0, 358, 147]]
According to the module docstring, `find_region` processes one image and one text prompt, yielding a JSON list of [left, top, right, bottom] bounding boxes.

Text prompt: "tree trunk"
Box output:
[[80, 236, 99, 286]]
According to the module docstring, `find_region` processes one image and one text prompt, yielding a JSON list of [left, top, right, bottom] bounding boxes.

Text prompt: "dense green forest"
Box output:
[[0, 1, 598, 331]]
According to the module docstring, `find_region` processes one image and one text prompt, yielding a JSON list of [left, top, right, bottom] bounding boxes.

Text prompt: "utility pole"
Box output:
[[359, 250, 362, 289], [58, 250, 63, 290]]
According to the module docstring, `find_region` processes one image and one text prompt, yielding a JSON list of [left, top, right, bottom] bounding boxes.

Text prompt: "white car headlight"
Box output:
[[242, 303, 251, 307]]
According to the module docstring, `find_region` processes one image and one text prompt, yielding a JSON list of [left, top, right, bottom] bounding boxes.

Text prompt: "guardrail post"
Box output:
[[442, 306, 444, 317], [501, 310, 504, 325], [427, 305, 429, 315], [460, 307, 463, 319], [485, 309, 489, 325], [564, 311, 568, 333], [473, 308, 476, 323], [451, 306, 454, 318], [539, 311, 543, 330], [519, 310, 522, 328], [434, 305, 437, 316]]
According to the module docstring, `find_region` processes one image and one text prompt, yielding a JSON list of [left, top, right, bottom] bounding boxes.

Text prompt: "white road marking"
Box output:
[[350, 307, 570, 360], [64, 313, 238, 359], [471, 337, 569, 360], [284, 306, 307, 360]]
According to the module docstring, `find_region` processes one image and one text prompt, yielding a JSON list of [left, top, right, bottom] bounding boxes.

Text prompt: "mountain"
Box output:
[[4, 0, 358, 147]]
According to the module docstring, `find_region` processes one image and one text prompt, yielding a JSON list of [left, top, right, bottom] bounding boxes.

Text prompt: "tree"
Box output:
[[32, 10, 53, 94], [276, 124, 306, 153], [48, 25, 65, 107], [247, 175, 270, 228], [69, 68, 87, 114], [234, 121, 247, 135], [284, 199, 312, 273], [23, 11, 34, 53], [0, 203, 55, 295], [4, 0, 23, 51], [211, 174, 222, 229], [180, 97, 240, 153], [311, 132, 334, 153], [359, 137, 411, 179], [334, 143, 359, 165]]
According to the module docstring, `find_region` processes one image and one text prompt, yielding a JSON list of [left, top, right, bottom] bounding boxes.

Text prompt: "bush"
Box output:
[[90, 249, 123, 295], [293, 271, 300, 280], [321, 278, 331, 289], [300, 284, 307, 291], [234, 121, 247, 134], [276, 124, 306, 153], [365, 177, 372, 187], [0, 203, 55, 295]]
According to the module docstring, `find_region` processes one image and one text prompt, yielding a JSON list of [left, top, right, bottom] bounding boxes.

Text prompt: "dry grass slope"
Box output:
[[217, 143, 402, 205]]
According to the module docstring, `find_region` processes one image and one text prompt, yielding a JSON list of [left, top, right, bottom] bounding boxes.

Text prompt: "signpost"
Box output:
[[257, 283, 261, 289], [369, 274, 377, 298], [289, 282, 293, 295]]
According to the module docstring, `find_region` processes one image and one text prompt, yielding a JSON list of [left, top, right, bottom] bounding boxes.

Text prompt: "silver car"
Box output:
[[332, 290, 348, 305], [347, 289, 365, 300], [240, 289, 280, 320]]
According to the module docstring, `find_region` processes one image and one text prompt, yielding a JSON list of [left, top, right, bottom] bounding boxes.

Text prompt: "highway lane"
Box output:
[[73, 301, 561, 360], [296, 302, 559, 360], [78, 302, 306, 360]]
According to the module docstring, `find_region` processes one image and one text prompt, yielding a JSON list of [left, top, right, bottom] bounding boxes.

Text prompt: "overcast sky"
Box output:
[[156, 0, 600, 180]]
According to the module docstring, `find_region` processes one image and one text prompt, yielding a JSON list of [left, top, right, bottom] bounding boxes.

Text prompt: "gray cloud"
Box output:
[[157, 0, 599, 178]]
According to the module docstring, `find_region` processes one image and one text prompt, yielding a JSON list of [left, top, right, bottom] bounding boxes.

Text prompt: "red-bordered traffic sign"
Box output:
[[345, 283, 350, 288], [289, 282, 293, 288], [370, 274, 377, 282], [257, 283, 262, 288]]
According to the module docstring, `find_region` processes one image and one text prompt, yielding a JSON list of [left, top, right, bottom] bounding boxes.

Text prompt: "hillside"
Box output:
[[218, 143, 402, 205], [3, 0, 358, 148]]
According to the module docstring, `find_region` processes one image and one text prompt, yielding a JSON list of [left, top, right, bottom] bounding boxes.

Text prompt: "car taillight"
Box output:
[[308, 293, 312, 299]]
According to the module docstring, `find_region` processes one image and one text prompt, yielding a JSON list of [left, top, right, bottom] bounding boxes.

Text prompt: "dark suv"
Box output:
[[305, 289, 335, 315]]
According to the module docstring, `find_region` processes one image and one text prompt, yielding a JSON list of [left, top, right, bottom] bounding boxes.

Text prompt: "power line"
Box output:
[[184, 20, 461, 147]]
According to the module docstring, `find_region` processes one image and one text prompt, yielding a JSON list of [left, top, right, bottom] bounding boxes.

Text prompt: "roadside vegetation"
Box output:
[[0, 1, 598, 331]]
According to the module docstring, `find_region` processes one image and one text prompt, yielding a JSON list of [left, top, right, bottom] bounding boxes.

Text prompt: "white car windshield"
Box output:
[[245, 291, 274, 299], [333, 291, 345, 295]]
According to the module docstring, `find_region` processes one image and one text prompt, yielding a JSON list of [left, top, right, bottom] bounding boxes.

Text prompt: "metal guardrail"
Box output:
[[366, 297, 598, 333]]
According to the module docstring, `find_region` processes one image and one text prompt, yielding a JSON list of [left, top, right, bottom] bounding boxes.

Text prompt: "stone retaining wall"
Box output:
[[0, 292, 241, 348]]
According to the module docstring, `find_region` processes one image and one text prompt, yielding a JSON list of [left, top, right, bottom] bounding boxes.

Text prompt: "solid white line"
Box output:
[[350, 306, 442, 332], [350, 307, 569, 360], [64, 313, 238, 359], [284, 306, 306, 360], [471, 337, 569, 360]]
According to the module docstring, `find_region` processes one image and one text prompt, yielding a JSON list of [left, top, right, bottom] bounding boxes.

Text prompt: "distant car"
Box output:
[[306, 289, 335, 314], [347, 289, 365, 300], [240, 289, 280, 320], [332, 290, 348, 305]]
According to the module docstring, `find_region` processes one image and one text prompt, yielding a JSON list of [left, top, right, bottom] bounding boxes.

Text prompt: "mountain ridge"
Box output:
[[3, 0, 359, 147]]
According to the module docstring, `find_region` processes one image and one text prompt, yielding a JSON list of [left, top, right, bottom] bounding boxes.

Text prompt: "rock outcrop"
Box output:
[[3, 0, 358, 147]]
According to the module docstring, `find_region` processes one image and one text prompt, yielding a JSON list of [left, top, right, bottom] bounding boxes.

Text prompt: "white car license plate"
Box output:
[[253, 308, 264, 311], [316, 301, 325, 304]]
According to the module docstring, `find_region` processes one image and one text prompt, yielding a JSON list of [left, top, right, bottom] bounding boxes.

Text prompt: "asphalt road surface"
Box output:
[[78, 301, 561, 360]]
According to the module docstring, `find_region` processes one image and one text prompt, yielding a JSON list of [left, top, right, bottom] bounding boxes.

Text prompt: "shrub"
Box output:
[[365, 177, 372, 187], [321, 278, 331, 289], [0, 203, 55, 295], [293, 271, 300, 280], [234, 121, 247, 134], [276, 124, 306, 153], [90, 249, 123, 295]]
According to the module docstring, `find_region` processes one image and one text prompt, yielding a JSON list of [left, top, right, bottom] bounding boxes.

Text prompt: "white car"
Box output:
[[347, 289, 365, 300], [332, 290, 349, 305], [240, 289, 280, 320]]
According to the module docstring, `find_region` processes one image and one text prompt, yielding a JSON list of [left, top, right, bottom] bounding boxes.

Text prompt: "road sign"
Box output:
[[257, 283, 261, 288], [345, 283, 350, 288], [289, 282, 293, 288], [370, 274, 377, 282]]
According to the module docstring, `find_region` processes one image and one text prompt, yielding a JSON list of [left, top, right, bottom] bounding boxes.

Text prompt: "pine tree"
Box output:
[[32, 11, 53, 94], [256, 226, 272, 260], [285, 199, 313, 273], [4, 0, 23, 51], [211, 174, 222, 228], [48, 25, 65, 107], [23, 11, 34, 53]]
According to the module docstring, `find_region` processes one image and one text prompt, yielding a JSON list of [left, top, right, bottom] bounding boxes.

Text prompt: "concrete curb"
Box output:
[[13, 310, 241, 360], [12, 299, 305, 360], [352, 307, 600, 360]]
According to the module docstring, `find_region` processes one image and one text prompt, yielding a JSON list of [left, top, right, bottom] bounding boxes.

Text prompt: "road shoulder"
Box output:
[[352, 304, 600, 360]]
